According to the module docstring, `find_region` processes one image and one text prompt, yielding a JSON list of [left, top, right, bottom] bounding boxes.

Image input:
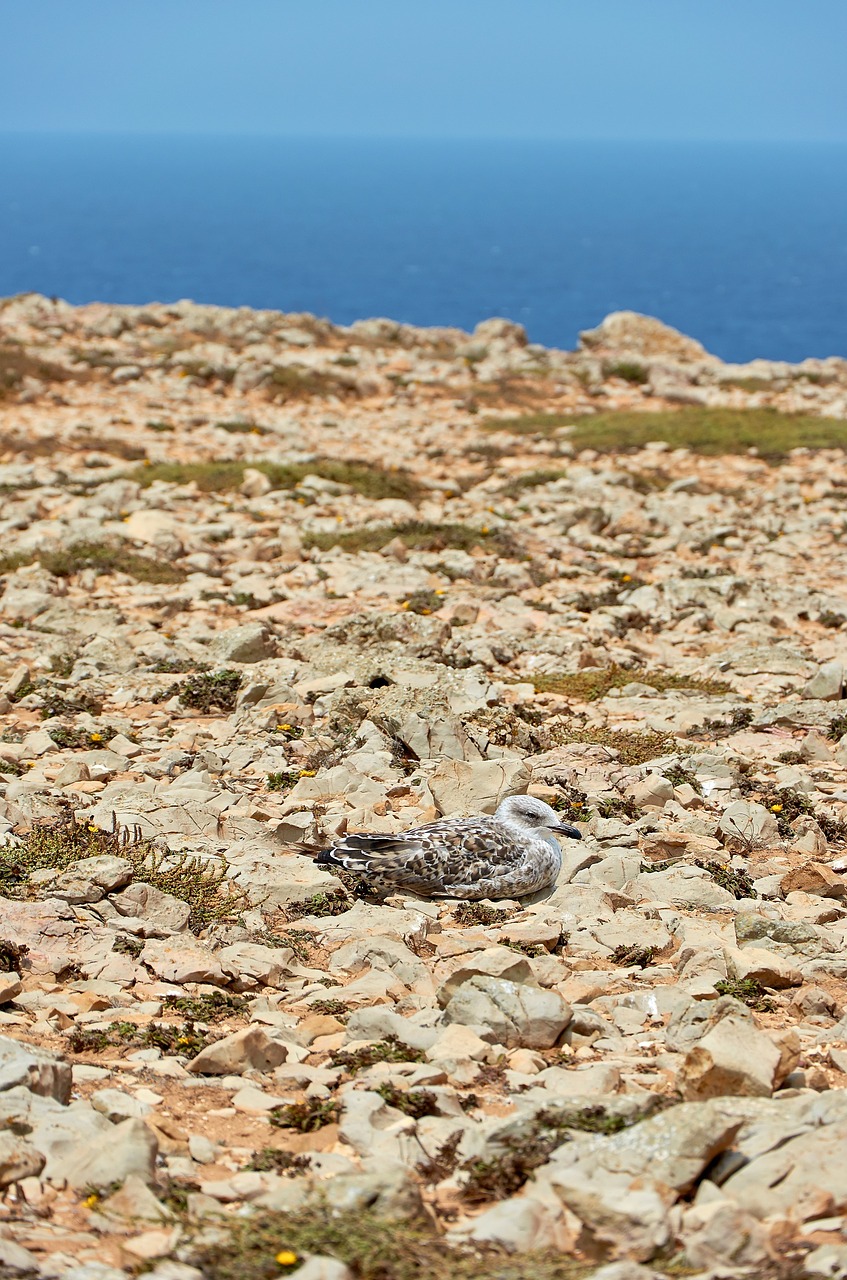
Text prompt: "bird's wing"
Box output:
[[313, 816, 524, 894]]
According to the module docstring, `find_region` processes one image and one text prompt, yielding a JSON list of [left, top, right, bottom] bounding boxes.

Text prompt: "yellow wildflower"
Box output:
[[276, 724, 293, 733], [435, 589, 447, 596], [298, 769, 316, 778], [771, 804, 783, 813], [89, 732, 103, 741], [87, 825, 99, 833], [400, 601, 410, 610], [84, 1193, 99, 1208], [275, 1252, 299, 1267], [480, 525, 490, 535], [621, 573, 632, 582]]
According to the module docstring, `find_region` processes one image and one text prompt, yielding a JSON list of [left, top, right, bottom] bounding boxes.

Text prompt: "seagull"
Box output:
[[313, 795, 582, 900]]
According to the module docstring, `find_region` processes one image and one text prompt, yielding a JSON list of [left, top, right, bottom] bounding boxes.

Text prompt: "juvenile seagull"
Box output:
[[314, 795, 582, 900]]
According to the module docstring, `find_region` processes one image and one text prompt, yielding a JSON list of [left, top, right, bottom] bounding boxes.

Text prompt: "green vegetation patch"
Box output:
[[398, 588, 446, 615], [0, 939, 28, 972], [244, 1149, 312, 1176], [714, 978, 776, 1012], [330, 1034, 425, 1075], [68, 1019, 209, 1057], [529, 666, 730, 701], [694, 860, 758, 900], [163, 991, 247, 1022], [269, 1099, 340, 1132], [554, 725, 676, 766], [0, 342, 82, 399], [499, 468, 569, 497], [283, 889, 353, 921], [153, 668, 242, 714], [0, 814, 247, 931], [0, 540, 186, 584], [452, 902, 517, 927], [376, 1084, 439, 1119], [483, 406, 847, 459], [602, 360, 649, 384], [461, 1106, 628, 1204], [123, 457, 421, 501], [189, 1202, 594, 1280], [611, 944, 657, 968], [303, 520, 520, 556]]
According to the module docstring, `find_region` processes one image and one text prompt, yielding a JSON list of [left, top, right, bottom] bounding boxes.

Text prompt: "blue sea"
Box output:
[[1, 135, 846, 364]]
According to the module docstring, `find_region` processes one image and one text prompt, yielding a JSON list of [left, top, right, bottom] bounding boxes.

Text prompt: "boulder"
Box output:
[[0, 1035, 72, 1102], [209, 622, 275, 663], [679, 1015, 781, 1099], [443, 976, 571, 1048], [436, 946, 534, 1007], [50, 1116, 158, 1188], [426, 758, 531, 816], [187, 1026, 289, 1075]]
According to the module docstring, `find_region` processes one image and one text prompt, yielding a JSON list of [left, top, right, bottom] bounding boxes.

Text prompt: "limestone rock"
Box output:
[[443, 976, 571, 1048], [187, 1026, 289, 1075], [0, 1035, 72, 1102], [781, 861, 846, 899], [51, 1116, 158, 1188], [679, 1015, 781, 1099], [426, 758, 531, 816], [209, 622, 276, 663]]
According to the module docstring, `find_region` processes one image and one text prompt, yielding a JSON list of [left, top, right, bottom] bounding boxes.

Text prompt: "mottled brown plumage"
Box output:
[[313, 795, 582, 899]]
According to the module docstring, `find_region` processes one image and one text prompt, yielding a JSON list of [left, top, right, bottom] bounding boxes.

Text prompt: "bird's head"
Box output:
[[496, 794, 582, 840]]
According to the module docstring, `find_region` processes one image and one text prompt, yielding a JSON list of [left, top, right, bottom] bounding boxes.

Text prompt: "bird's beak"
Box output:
[[551, 823, 582, 840]]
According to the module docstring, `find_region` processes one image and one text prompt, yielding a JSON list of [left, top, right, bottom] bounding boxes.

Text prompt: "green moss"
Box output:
[[714, 978, 776, 1012], [0, 540, 186, 584], [269, 1099, 340, 1132]]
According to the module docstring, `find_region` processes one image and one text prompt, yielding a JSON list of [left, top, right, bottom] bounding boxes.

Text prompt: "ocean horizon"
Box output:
[[1, 133, 845, 364]]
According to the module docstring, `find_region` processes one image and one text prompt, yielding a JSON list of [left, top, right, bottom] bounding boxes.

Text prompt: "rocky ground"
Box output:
[[1, 293, 847, 1280]]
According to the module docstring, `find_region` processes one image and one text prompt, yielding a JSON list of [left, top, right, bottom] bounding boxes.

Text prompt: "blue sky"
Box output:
[[1, 0, 846, 142]]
